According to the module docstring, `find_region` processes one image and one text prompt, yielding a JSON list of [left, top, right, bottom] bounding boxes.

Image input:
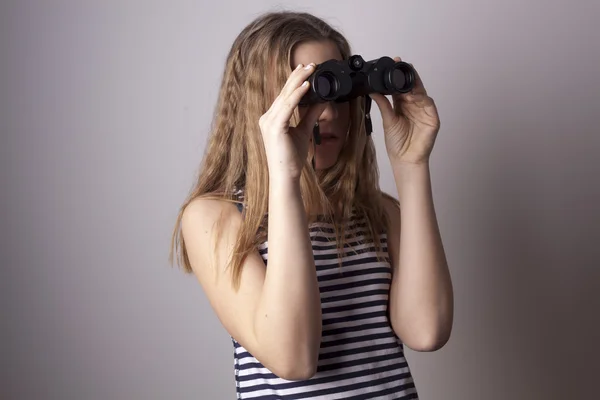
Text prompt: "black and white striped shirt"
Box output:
[[232, 191, 418, 399]]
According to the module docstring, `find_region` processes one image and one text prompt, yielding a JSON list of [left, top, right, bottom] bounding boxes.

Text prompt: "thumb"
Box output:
[[369, 93, 396, 127]]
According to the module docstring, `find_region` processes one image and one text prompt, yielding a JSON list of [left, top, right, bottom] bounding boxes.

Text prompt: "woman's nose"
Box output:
[[319, 101, 338, 121]]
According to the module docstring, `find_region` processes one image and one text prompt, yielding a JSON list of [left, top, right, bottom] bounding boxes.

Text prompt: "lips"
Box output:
[[318, 134, 339, 145], [319, 132, 337, 139]]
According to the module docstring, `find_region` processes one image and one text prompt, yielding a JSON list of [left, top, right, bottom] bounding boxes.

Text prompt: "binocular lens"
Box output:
[[392, 68, 406, 89], [316, 73, 336, 98], [301, 56, 416, 105], [389, 64, 414, 92]]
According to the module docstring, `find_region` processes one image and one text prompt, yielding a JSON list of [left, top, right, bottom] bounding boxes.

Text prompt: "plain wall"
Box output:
[[2, 0, 599, 399]]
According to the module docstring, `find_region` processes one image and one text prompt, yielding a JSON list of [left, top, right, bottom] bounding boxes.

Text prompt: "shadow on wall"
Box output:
[[469, 114, 600, 399]]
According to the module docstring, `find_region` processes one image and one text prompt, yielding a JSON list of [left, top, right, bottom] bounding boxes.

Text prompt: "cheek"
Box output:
[[296, 106, 309, 124], [338, 102, 351, 130]]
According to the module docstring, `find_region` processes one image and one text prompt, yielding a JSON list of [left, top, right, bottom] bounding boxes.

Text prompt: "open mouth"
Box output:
[[318, 133, 338, 144]]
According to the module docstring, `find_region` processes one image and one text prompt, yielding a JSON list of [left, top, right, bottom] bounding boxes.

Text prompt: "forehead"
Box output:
[[290, 40, 343, 68]]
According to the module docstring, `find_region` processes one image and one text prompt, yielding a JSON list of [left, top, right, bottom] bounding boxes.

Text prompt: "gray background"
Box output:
[[2, 0, 599, 399]]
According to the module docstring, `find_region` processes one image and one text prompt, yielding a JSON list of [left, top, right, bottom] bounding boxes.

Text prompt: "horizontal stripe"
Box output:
[[241, 371, 414, 400], [316, 258, 390, 274], [323, 298, 388, 313], [236, 336, 399, 366], [318, 352, 407, 373], [321, 288, 389, 304], [236, 352, 407, 381], [344, 381, 418, 400], [308, 221, 378, 234], [318, 277, 391, 294], [236, 354, 404, 383], [230, 190, 417, 399], [259, 240, 388, 257], [322, 308, 388, 326], [320, 330, 397, 349], [318, 341, 399, 361], [237, 363, 411, 395]]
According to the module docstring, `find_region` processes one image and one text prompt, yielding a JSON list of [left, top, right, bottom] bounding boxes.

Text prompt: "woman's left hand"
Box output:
[[369, 57, 440, 165]]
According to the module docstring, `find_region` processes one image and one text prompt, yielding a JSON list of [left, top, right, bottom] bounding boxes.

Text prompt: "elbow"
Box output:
[[408, 336, 449, 352], [405, 328, 452, 352], [275, 365, 318, 381], [392, 307, 454, 352], [271, 357, 318, 381], [255, 315, 322, 380], [269, 341, 320, 381]]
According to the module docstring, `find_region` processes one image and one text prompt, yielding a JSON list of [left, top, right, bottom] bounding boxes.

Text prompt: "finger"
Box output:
[[277, 63, 316, 103], [400, 92, 436, 115], [418, 96, 439, 120], [394, 56, 424, 90], [391, 58, 427, 108], [404, 93, 433, 107], [404, 93, 439, 121], [369, 93, 396, 127], [297, 102, 328, 132], [393, 56, 426, 94], [405, 61, 426, 94], [272, 80, 313, 125]]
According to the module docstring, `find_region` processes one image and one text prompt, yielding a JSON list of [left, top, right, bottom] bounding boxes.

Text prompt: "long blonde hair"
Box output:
[[169, 11, 399, 289]]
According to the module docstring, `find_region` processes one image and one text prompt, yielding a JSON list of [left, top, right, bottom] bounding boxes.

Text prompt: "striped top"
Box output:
[[232, 189, 418, 399]]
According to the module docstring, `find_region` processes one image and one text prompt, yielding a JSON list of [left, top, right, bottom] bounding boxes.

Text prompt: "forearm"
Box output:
[[254, 176, 322, 372], [390, 162, 453, 349]]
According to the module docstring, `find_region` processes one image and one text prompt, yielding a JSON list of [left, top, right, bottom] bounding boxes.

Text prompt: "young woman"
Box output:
[[171, 11, 453, 399]]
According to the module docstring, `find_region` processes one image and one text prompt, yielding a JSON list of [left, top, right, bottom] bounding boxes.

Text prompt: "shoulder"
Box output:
[[182, 197, 241, 229], [181, 197, 243, 260]]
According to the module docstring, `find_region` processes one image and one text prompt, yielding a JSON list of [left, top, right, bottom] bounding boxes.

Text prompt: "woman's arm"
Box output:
[[384, 162, 454, 351], [182, 177, 321, 380]]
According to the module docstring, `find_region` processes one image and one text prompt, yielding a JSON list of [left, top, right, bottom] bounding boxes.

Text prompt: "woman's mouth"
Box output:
[[318, 133, 338, 145]]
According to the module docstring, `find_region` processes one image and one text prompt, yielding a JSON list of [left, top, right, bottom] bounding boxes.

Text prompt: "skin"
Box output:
[[291, 41, 351, 170], [371, 57, 454, 350], [182, 40, 453, 384], [293, 40, 454, 349]]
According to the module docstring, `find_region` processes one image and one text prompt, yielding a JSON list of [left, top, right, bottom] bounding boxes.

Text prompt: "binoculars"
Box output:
[[299, 55, 415, 105]]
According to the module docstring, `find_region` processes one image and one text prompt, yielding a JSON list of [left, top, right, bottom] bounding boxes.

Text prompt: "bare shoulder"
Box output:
[[182, 196, 241, 229], [180, 196, 268, 358], [180, 197, 244, 273]]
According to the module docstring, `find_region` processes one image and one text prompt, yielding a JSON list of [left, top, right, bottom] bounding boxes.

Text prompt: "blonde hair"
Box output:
[[170, 11, 399, 289]]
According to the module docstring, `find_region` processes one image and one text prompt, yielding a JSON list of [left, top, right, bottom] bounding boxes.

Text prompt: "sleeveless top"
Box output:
[[231, 188, 418, 399]]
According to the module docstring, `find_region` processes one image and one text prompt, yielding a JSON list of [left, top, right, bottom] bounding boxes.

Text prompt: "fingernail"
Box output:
[[304, 63, 315, 70], [301, 81, 309, 87], [296, 64, 303, 70]]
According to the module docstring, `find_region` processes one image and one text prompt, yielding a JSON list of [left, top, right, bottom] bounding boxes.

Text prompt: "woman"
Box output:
[[170, 10, 453, 399]]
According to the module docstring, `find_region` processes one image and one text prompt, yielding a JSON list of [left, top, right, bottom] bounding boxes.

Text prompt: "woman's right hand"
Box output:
[[259, 63, 327, 181]]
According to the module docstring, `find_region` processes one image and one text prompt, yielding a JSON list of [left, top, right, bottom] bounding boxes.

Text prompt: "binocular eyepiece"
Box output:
[[300, 55, 415, 105]]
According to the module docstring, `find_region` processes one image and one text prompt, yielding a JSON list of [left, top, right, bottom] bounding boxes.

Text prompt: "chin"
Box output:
[[314, 157, 339, 170]]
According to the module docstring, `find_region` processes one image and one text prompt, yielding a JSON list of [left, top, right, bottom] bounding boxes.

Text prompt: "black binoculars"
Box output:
[[299, 55, 415, 105]]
